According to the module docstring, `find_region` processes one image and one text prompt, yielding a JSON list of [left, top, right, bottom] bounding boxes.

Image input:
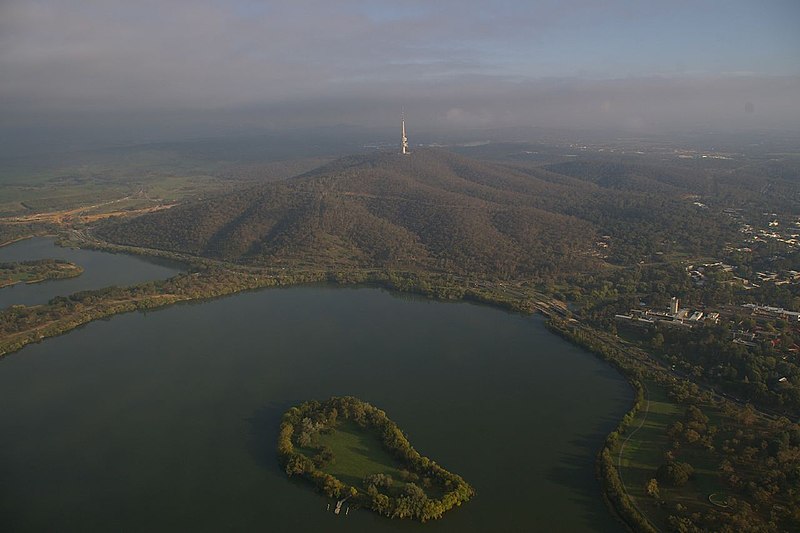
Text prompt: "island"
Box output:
[[277, 396, 475, 522], [0, 259, 83, 289]]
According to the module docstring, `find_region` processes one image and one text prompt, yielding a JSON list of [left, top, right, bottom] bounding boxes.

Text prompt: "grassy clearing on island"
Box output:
[[302, 420, 445, 500], [312, 420, 405, 487]]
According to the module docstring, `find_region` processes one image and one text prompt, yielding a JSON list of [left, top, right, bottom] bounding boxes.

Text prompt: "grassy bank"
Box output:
[[617, 381, 728, 527]]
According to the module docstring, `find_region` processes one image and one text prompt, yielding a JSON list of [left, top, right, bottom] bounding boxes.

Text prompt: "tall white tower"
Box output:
[[401, 112, 409, 155]]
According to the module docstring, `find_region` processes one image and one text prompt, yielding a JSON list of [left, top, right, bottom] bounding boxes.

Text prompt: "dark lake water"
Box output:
[[0, 237, 182, 308], [0, 281, 632, 532]]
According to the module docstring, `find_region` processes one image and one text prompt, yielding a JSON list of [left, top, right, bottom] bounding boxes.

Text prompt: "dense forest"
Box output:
[[98, 149, 738, 279]]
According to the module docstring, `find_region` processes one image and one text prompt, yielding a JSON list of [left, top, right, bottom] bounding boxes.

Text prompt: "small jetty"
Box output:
[[332, 496, 350, 516]]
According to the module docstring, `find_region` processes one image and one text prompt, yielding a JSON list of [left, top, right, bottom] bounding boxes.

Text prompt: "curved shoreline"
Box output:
[[0, 235, 35, 248], [546, 319, 658, 533], [0, 238, 646, 530]]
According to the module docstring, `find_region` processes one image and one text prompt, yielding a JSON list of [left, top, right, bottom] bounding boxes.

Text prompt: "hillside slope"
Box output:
[[99, 149, 734, 278]]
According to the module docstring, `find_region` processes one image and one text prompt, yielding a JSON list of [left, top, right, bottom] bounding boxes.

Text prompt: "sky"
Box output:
[[1, 0, 799, 149]]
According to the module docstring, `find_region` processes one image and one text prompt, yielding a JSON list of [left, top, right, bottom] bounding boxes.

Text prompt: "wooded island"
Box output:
[[278, 396, 474, 522], [0, 259, 83, 289]]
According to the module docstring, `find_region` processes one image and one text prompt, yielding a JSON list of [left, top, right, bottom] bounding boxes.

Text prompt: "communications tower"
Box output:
[[401, 112, 409, 155]]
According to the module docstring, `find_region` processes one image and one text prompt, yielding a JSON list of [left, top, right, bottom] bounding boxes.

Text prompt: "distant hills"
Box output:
[[99, 149, 737, 278]]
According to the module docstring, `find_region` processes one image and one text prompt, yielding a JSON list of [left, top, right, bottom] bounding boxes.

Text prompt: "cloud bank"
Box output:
[[1, 0, 798, 147]]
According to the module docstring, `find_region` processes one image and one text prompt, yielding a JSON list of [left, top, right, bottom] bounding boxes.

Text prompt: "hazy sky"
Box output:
[[1, 0, 799, 147]]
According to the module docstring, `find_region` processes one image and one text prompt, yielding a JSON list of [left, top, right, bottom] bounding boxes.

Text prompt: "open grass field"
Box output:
[[0, 147, 231, 186], [312, 420, 405, 488], [0, 173, 231, 217], [617, 380, 736, 528], [0, 144, 332, 221], [302, 420, 445, 501]]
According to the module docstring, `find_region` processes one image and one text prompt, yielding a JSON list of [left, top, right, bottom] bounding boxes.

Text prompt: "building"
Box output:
[[670, 297, 680, 316]]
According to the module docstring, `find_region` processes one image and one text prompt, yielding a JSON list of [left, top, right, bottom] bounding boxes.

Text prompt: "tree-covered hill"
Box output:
[[543, 160, 706, 194], [98, 149, 737, 278]]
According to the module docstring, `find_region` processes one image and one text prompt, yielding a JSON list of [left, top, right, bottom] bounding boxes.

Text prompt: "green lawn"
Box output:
[[0, 148, 249, 217], [310, 420, 405, 488], [617, 380, 729, 526]]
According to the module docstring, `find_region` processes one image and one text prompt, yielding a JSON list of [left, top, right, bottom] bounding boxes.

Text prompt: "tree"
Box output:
[[652, 332, 665, 348], [285, 455, 312, 476], [372, 493, 390, 515], [645, 478, 660, 499], [657, 461, 695, 486], [296, 431, 312, 447], [364, 473, 393, 491], [327, 407, 338, 426], [313, 445, 335, 467]]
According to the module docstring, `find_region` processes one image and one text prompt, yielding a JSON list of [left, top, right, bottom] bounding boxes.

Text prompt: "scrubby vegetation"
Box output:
[[0, 258, 83, 288], [98, 149, 738, 279], [0, 223, 53, 246], [277, 396, 474, 522]]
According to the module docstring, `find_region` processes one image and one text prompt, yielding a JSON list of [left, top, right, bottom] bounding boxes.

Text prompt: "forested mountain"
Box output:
[[99, 149, 737, 278], [542, 160, 707, 194]]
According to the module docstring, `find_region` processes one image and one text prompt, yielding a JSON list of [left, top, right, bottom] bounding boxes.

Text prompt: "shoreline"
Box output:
[[0, 235, 35, 248], [0, 235, 648, 531]]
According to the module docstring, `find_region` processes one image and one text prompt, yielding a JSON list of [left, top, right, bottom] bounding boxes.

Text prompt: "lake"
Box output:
[[0, 250, 631, 532], [0, 237, 182, 308]]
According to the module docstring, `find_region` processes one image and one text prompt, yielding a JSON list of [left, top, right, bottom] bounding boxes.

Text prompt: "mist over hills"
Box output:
[[99, 149, 736, 278]]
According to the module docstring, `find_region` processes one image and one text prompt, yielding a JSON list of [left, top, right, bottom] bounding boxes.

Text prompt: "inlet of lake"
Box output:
[[0, 237, 182, 309], [0, 241, 631, 532]]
